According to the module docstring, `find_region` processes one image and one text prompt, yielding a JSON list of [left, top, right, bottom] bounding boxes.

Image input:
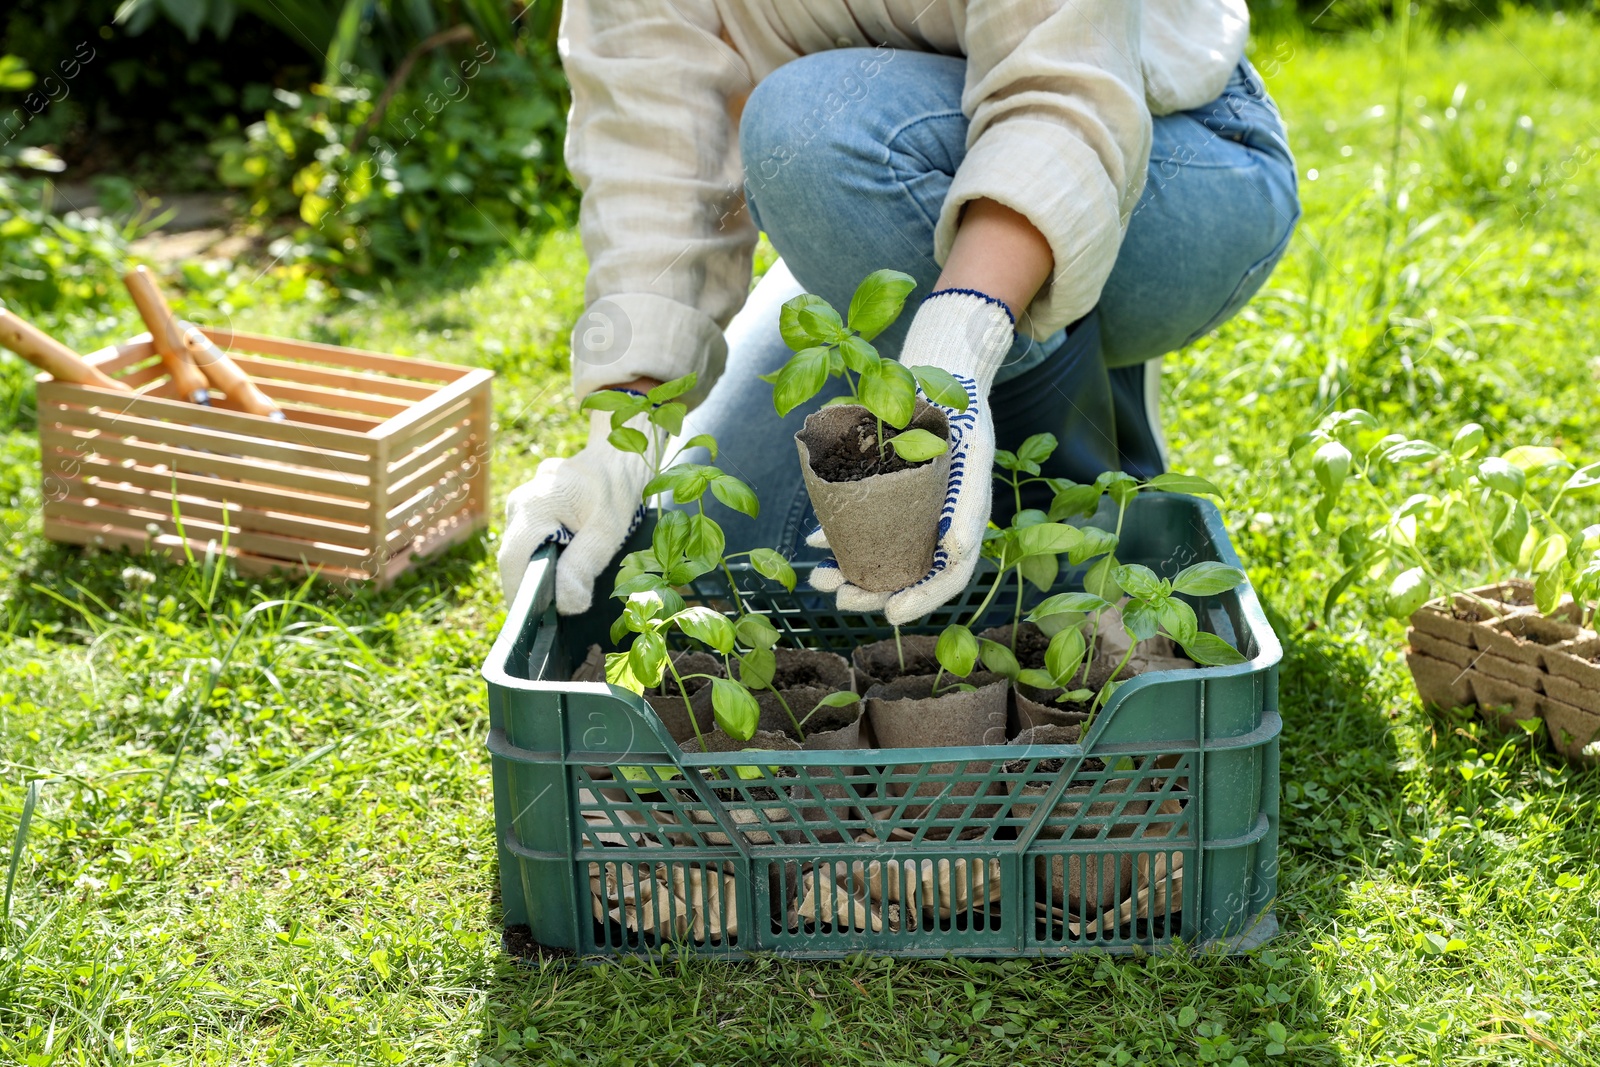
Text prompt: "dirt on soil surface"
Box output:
[[648, 651, 723, 696], [767, 648, 853, 691], [788, 691, 859, 735], [806, 406, 939, 482], [503, 925, 573, 961], [1004, 754, 1105, 775], [979, 623, 1052, 670], [853, 634, 941, 684]]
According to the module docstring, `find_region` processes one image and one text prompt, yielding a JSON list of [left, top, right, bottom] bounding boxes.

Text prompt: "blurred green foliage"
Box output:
[[207, 42, 571, 274]]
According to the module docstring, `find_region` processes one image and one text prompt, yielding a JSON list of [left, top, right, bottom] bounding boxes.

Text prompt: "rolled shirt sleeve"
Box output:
[[940, 0, 1153, 341], [561, 0, 758, 403]]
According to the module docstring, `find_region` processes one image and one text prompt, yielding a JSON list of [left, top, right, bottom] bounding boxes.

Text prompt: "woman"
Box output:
[[499, 0, 1299, 625]]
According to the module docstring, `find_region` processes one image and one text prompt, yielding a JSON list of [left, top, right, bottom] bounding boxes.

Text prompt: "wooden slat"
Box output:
[[199, 329, 469, 383], [43, 404, 378, 471], [384, 467, 476, 543], [226, 354, 439, 402], [67, 480, 369, 542], [370, 369, 492, 442], [47, 454, 371, 522], [385, 493, 475, 549], [41, 381, 377, 450], [41, 428, 372, 494], [386, 440, 468, 505], [388, 419, 474, 484], [246, 380, 410, 418], [45, 500, 373, 567], [82, 338, 158, 374], [380, 500, 483, 578], [384, 396, 474, 463], [44, 517, 375, 585]]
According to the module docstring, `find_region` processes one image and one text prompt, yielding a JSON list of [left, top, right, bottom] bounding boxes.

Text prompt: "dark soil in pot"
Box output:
[[643, 651, 723, 744], [796, 401, 951, 593], [742, 647, 854, 693], [853, 634, 941, 686]]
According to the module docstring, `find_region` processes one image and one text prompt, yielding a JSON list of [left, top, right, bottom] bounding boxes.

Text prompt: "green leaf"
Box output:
[[1534, 565, 1568, 616], [1492, 501, 1530, 565], [1180, 631, 1247, 666], [779, 294, 832, 350], [1450, 422, 1485, 458], [683, 513, 726, 574], [839, 334, 879, 375], [672, 606, 735, 654], [608, 426, 650, 454], [649, 401, 686, 436], [1477, 457, 1526, 497], [1143, 472, 1222, 496], [1382, 439, 1444, 464], [582, 390, 648, 414], [1045, 627, 1086, 685], [747, 548, 797, 593], [1020, 551, 1058, 593], [1159, 598, 1199, 646], [846, 268, 917, 340], [710, 679, 759, 741], [735, 613, 781, 651], [936, 624, 978, 678], [1017, 433, 1058, 466], [652, 509, 691, 568], [858, 359, 917, 429], [909, 365, 969, 411], [1562, 460, 1600, 495], [1016, 669, 1058, 690], [994, 449, 1020, 473], [1067, 527, 1119, 566], [627, 631, 668, 688], [646, 374, 698, 404], [1170, 562, 1247, 597], [1502, 445, 1572, 474], [887, 428, 948, 462], [1122, 601, 1162, 642], [606, 651, 644, 693], [677, 433, 718, 460], [738, 646, 776, 690], [612, 574, 686, 617], [814, 690, 860, 709], [978, 638, 1020, 680], [1049, 482, 1102, 521], [771, 347, 832, 417], [1084, 554, 1122, 600], [798, 302, 847, 344], [1112, 564, 1165, 602], [1013, 522, 1081, 558], [1029, 591, 1109, 619], [710, 474, 760, 518], [1530, 533, 1569, 575], [1313, 441, 1352, 497]]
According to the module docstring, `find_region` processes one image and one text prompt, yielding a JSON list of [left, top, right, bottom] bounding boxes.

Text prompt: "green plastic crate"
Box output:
[[484, 493, 1281, 958]]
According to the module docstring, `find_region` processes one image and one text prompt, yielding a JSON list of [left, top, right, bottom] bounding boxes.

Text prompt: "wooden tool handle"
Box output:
[[179, 325, 285, 419], [123, 266, 211, 404], [0, 309, 130, 392]]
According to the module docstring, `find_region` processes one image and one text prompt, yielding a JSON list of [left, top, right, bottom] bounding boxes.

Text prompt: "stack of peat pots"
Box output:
[[1406, 580, 1600, 760]]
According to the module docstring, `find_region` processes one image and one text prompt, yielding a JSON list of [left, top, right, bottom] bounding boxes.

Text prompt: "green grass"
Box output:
[[4, 11, 1600, 1065]]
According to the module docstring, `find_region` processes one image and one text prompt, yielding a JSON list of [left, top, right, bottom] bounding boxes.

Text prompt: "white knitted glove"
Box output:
[[498, 404, 652, 614], [808, 289, 1014, 624]]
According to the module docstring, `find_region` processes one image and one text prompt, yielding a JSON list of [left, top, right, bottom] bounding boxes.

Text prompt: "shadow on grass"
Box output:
[[2, 530, 491, 643]]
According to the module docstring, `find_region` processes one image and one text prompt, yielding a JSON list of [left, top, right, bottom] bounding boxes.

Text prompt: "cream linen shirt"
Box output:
[[561, 0, 1250, 401]]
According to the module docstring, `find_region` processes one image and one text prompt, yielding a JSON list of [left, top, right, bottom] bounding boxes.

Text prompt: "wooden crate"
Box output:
[[37, 328, 493, 587]]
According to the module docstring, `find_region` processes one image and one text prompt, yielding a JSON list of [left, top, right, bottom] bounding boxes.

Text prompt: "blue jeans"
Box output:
[[681, 49, 1299, 560]]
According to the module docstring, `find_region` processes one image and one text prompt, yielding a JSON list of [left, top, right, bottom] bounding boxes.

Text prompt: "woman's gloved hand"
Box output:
[[808, 288, 1015, 624], [497, 400, 653, 614]]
